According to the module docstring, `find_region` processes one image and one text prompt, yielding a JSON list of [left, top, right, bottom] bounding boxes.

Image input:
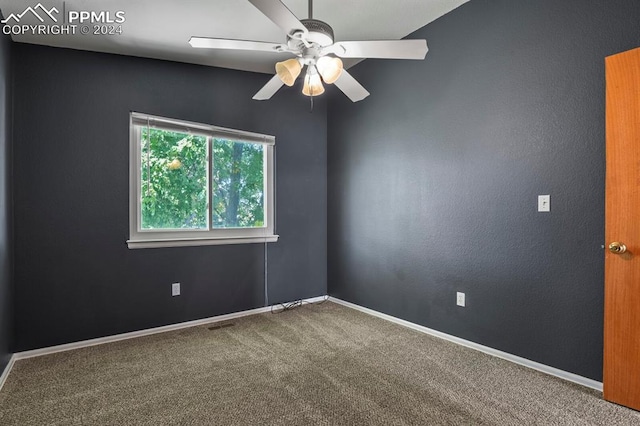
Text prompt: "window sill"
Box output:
[[127, 235, 279, 249]]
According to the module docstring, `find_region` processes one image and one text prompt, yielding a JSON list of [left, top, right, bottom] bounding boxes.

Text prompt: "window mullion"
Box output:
[[208, 136, 213, 231]]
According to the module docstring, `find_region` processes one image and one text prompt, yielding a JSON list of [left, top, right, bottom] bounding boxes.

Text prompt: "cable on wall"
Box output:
[[273, 144, 277, 237], [264, 136, 273, 308], [270, 296, 329, 314], [264, 241, 269, 307]]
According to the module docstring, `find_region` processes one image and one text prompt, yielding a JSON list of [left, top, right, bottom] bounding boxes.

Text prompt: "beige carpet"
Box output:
[[1, 301, 639, 425]]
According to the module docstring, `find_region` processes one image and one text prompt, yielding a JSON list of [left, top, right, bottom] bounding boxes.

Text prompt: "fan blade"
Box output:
[[248, 0, 308, 36], [189, 37, 286, 53], [253, 75, 285, 100], [334, 70, 370, 102], [329, 40, 428, 60]]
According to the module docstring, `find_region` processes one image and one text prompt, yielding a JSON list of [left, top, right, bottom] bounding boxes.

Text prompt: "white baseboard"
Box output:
[[4, 295, 601, 394], [14, 296, 328, 361], [329, 297, 603, 392], [0, 354, 16, 392]]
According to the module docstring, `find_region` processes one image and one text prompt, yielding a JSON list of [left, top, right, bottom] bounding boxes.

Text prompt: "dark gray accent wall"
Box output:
[[12, 44, 326, 351], [327, 0, 640, 381], [0, 23, 11, 373]]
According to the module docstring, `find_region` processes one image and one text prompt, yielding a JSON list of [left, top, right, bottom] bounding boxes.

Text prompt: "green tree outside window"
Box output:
[[140, 128, 264, 230]]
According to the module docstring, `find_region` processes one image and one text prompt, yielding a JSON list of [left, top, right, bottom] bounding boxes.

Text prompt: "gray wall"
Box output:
[[12, 44, 326, 351], [327, 0, 640, 381], [0, 24, 11, 373]]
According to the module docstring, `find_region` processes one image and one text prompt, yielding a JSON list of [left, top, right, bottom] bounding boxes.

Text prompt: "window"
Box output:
[[128, 112, 277, 248]]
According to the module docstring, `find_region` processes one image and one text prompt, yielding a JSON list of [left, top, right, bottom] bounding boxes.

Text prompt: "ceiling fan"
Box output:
[[189, 0, 428, 102]]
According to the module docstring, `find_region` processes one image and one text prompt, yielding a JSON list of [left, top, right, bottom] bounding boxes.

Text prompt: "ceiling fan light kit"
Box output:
[[189, 0, 428, 102], [275, 58, 303, 86], [302, 66, 325, 96], [315, 56, 343, 84]]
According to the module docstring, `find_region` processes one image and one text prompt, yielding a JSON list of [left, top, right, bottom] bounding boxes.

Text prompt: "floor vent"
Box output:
[[208, 323, 235, 331]]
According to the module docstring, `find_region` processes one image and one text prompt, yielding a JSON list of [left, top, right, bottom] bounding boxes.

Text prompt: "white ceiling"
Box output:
[[0, 0, 469, 74]]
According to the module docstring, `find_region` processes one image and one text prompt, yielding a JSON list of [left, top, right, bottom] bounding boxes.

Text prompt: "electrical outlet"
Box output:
[[172, 282, 180, 297], [538, 195, 550, 212], [456, 292, 465, 307]]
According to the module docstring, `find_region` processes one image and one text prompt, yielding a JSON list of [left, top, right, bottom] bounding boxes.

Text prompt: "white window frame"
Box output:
[[128, 112, 278, 249]]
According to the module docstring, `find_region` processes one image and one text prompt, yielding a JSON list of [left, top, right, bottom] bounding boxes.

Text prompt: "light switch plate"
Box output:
[[538, 195, 550, 212], [456, 292, 465, 307]]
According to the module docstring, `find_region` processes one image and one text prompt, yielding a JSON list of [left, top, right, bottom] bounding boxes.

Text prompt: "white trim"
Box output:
[[329, 297, 603, 392], [0, 354, 16, 392], [6, 296, 600, 394], [14, 296, 327, 360], [130, 112, 275, 145], [127, 234, 279, 249], [128, 113, 277, 250]]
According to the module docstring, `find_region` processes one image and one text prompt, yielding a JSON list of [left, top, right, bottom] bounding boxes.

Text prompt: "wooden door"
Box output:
[[604, 47, 640, 411]]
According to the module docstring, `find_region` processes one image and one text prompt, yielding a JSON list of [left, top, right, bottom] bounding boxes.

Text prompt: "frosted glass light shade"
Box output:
[[275, 59, 302, 87], [302, 72, 325, 96], [316, 56, 343, 84]]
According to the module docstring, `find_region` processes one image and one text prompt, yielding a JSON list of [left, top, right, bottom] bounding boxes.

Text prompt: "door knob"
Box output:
[[609, 242, 627, 254]]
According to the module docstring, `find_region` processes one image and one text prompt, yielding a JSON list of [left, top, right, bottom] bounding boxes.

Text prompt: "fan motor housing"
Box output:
[[300, 19, 334, 47]]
